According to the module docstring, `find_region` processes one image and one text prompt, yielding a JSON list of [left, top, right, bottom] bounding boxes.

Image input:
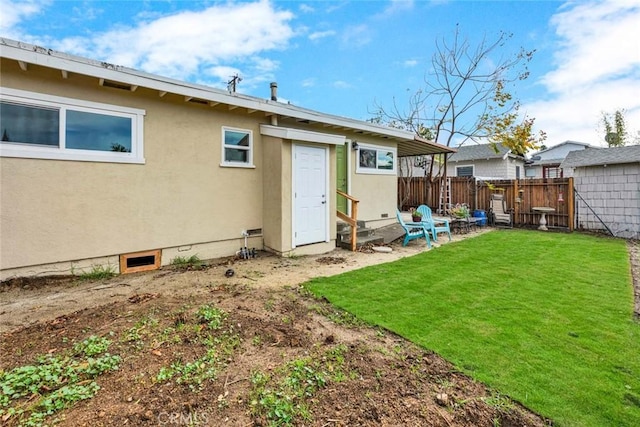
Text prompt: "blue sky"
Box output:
[[2, 0, 639, 148]]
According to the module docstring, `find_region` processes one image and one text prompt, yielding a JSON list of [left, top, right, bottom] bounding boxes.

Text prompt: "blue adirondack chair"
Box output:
[[396, 210, 431, 248], [416, 205, 452, 242]]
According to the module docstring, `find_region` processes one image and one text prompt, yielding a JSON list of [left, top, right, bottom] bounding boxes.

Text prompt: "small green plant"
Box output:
[[448, 203, 470, 218], [78, 264, 116, 281], [249, 346, 347, 426], [0, 336, 120, 426], [483, 392, 514, 412], [155, 308, 239, 392], [196, 305, 225, 329], [72, 335, 111, 357], [170, 254, 203, 269]]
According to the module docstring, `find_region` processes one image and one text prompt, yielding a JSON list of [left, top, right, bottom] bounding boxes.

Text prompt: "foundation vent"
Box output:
[[247, 228, 262, 236], [120, 250, 161, 274]]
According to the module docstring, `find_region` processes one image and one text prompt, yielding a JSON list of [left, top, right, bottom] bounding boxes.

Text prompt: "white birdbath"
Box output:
[[532, 207, 555, 231]]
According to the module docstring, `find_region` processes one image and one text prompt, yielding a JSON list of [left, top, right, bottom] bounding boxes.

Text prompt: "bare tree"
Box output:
[[374, 25, 535, 178]]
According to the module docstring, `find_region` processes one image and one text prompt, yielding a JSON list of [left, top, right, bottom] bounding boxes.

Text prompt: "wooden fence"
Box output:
[[398, 176, 574, 230]]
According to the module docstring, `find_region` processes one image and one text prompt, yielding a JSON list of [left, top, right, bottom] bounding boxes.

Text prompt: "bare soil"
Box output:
[[1, 231, 636, 426]]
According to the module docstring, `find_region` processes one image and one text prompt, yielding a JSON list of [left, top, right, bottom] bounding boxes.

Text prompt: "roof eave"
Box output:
[[0, 38, 453, 147]]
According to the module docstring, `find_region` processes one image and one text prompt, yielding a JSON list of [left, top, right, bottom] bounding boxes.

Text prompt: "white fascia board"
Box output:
[[1, 39, 416, 141], [260, 125, 346, 146]]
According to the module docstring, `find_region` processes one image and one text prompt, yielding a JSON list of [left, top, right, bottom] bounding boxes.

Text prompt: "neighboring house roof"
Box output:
[[0, 38, 454, 157], [533, 140, 595, 156], [561, 145, 640, 168], [528, 140, 599, 166], [448, 143, 515, 162]]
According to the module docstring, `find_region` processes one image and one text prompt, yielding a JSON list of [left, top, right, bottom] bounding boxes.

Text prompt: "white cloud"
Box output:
[[333, 80, 352, 89], [43, 0, 295, 86], [382, 0, 414, 15], [309, 30, 336, 41], [0, 0, 49, 37], [403, 59, 419, 67], [70, 2, 103, 23], [543, 0, 640, 92], [527, 0, 640, 146], [206, 65, 242, 85], [299, 4, 315, 14], [341, 24, 372, 48], [301, 78, 316, 87]]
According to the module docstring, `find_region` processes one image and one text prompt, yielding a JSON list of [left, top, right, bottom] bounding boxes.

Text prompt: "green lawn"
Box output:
[[306, 230, 640, 427]]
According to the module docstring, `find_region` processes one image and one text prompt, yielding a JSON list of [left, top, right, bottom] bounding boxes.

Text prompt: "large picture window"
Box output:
[[221, 127, 253, 167], [355, 144, 396, 175], [0, 87, 144, 163]]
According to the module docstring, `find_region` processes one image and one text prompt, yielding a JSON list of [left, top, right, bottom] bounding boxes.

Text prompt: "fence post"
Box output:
[[567, 177, 575, 232], [513, 179, 520, 226]]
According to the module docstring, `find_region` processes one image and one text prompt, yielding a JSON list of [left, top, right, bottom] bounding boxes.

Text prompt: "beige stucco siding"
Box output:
[[347, 137, 397, 225], [1, 60, 265, 270], [262, 135, 288, 253]]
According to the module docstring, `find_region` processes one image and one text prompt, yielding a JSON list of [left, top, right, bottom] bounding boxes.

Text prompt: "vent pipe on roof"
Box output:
[[270, 82, 278, 101]]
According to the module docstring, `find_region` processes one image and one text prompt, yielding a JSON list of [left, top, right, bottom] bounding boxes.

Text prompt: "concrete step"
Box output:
[[336, 220, 366, 233], [338, 233, 384, 250], [337, 226, 375, 239]]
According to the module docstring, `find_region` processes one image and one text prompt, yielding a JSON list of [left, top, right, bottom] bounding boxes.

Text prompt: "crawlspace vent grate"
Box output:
[[120, 250, 161, 274]]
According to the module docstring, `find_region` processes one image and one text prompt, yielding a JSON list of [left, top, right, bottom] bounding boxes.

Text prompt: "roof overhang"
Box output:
[[0, 38, 454, 156], [397, 136, 456, 157]]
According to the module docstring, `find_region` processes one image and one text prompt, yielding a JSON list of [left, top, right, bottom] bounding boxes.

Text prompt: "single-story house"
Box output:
[[525, 140, 598, 178], [446, 143, 525, 180], [0, 38, 454, 279], [561, 145, 640, 238]]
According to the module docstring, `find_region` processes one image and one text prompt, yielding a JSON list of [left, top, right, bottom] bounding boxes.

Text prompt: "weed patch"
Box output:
[[170, 255, 204, 270], [0, 335, 120, 426], [77, 265, 116, 281], [249, 345, 347, 426]]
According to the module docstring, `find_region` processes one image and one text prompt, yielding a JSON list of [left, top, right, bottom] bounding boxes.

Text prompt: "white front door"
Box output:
[[293, 144, 328, 246]]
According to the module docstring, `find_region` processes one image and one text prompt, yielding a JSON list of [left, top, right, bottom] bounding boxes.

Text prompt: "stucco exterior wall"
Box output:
[[262, 135, 287, 254], [0, 61, 267, 274], [573, 164, 640, 238], [348, 137, 398, 228], [1, 59, 360, 278]]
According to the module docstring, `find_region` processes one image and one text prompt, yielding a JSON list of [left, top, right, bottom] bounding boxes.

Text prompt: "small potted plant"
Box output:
[[410, 208, 423, 222], [449, 203, 470, 219]]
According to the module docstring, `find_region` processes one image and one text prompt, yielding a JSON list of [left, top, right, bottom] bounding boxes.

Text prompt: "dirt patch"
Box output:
[[0, 231, 487, 334], [6, 229, 626, 426], [1, 284, 550, 426]]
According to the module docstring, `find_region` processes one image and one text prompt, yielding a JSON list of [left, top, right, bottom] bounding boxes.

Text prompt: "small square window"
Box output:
[[221, 127, 253, 167], [456, 166, 473, 177]]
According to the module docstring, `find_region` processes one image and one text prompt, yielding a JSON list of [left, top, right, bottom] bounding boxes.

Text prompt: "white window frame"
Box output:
[[456, 165, 474, 177], [355, 143, 397, 175], [220, 126, 254, 168], [0, 87, 145, 164]]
